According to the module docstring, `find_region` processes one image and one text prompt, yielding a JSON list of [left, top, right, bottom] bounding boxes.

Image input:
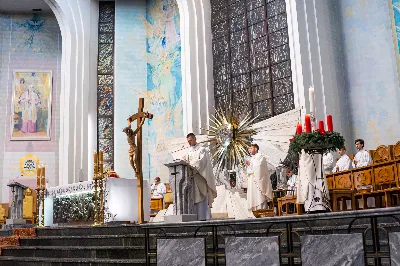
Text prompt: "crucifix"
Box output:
[[124, 98, 153, 224]]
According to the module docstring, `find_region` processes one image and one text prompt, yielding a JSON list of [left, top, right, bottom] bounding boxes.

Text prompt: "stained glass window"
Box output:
[[97, 1, 115, 169], [211, 0, 294, 121]]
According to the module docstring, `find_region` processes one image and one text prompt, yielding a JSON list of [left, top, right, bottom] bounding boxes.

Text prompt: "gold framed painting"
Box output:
[[10, 70, 52, 140]]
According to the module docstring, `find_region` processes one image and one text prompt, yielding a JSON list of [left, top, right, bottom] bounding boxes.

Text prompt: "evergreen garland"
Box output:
[[289, 130, 345, 154]]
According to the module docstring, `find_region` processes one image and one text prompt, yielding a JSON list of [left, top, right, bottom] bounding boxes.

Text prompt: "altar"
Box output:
[[43, 178, 151, 226]]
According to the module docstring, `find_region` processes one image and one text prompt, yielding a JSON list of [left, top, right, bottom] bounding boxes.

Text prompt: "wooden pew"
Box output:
[[327, 142, 400, 210]]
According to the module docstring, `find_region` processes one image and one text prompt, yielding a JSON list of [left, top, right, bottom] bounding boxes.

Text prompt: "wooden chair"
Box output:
[[328, 170, 356, 212], [372, 145, 393, 163], [277, 196, 303, 216], [150, 198, 163, 217], [353, 167, 377, 209], [0, 203, 9, 224], [384, 141, 400, 206]]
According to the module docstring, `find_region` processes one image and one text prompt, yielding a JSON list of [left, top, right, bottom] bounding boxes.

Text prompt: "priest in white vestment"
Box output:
[[184, 133, 217, 221], [323, 152, 334, 174], [245, 144, 273, 211], [332, 147, 352, 172], [352, 139, 372, 168]]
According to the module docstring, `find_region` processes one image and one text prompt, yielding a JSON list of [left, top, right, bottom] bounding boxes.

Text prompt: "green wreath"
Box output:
[[289, 130, 345, 154]]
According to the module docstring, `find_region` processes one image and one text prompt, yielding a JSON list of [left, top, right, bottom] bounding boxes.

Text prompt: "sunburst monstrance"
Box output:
[[203, 109, 257, 172]]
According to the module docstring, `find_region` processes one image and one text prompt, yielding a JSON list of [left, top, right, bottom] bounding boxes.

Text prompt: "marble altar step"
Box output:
[[0, 256, 156, 266], [19, 234, 147, 247], [1, 246, 146, 260], [35, 225, 142, 237]]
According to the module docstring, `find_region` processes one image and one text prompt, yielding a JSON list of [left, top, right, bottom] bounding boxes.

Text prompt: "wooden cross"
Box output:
[[127, 98, 153, 224]]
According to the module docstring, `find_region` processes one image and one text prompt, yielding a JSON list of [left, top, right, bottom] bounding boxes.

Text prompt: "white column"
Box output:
[[285, 0, 352, 145], [45, 0, 99, 185]]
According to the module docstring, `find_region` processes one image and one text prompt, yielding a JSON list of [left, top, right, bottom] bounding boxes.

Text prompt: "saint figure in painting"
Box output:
[[19, 85, 41, 133]]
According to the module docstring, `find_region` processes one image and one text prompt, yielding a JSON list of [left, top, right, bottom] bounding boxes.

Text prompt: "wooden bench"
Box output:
[[327, 141, 400, 210]]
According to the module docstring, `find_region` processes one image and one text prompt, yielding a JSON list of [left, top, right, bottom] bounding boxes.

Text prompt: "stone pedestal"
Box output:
[[164, 161, 197, 223], [6, 182, 28, 225]]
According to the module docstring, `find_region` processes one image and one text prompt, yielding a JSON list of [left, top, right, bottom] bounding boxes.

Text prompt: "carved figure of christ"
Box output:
[[126, 98, 153, 224]]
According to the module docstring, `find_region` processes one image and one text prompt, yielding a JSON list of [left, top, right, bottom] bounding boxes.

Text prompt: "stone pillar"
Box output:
[[6, 182, 28, 225], [163, 161, 197, 222]]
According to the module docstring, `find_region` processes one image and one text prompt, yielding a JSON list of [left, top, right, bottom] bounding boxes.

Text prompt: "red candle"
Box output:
[[296, 124, 302, 135], [318, 121, 325, 131], [327, 115, 333, 131], [305, 114, 311, 133]]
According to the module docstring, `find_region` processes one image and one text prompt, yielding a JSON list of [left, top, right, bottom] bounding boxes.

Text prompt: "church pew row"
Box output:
[[326, 141, 400, 211]]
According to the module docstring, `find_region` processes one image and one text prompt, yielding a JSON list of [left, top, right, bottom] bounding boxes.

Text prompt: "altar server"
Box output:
[[184, 133, 217, 221], [352, 139, 372, 168], [332, 146, 352, 172], [323, 152, 334, 174], [151, 177, 166, 199], [245, 144, 273, 211]]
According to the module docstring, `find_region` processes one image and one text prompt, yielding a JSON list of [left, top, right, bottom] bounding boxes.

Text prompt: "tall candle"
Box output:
[[309, 87, 315, 115], [296, 124, 302, 135], [41, 167, 46, 189], [99, 151, 104, 177], [327, 115, 333, 131], [305, 114, 311, 133], [94, 151, 98, 179], [37, 167, 42, 188], [318, 121, 325, 131]]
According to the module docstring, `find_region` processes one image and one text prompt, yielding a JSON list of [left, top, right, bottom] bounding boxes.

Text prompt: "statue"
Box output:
[[122, 113, 147, 176], [23, 188, 35, 223], [126, 98, 153, 224]]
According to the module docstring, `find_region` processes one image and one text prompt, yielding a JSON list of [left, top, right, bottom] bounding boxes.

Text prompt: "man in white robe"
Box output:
[[184, 133, 217, 221], [245, 144, 273, 211], [151, 177, 167, 199], [332, 146, 352, 172], [352, 139, 372, 168], [323, 152, 334, 174]]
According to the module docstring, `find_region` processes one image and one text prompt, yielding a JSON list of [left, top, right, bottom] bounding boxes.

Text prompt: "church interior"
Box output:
[[0, 0, 400, 265]]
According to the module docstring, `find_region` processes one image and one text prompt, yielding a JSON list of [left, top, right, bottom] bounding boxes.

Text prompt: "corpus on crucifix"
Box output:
[[123, 98, 153, 224]]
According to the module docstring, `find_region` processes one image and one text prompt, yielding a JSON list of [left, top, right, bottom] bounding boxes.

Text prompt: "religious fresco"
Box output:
[[390, 0, 400, 85], [391, 0, 400, 53], [9, 14, 59, 57], [340, 0, 400, 148], [11, 70, 52, 140], [142, 0, 183, 178]]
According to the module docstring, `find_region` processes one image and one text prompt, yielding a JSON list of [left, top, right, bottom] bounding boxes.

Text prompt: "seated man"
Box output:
[[352, 139, 372, 168], [286, 168, 297, 196], [151, 177, 166, 199], [333, 146, 352, 172]]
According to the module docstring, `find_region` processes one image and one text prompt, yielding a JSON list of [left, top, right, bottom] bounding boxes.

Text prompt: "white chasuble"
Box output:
[[186, 144, 217, 206], [297, 151, 330, 212], [246, 153, 273, 211]]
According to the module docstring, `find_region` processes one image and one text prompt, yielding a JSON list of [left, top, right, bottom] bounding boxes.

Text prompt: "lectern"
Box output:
[[164, 160, 197, 222], [7, 182, 28, 225]]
